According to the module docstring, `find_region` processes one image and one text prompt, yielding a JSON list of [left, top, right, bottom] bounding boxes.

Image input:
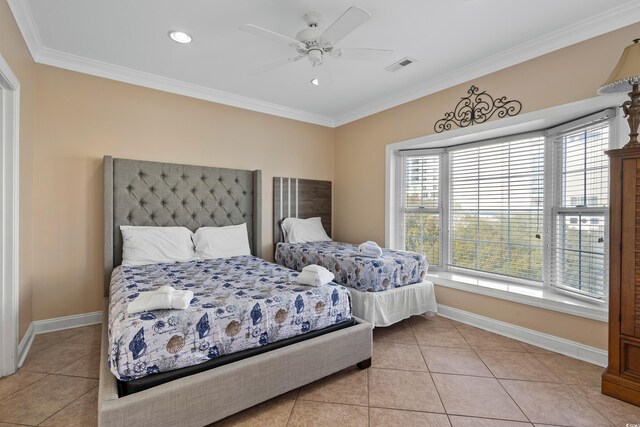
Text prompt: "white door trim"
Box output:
[[0, 54, 21, 377]]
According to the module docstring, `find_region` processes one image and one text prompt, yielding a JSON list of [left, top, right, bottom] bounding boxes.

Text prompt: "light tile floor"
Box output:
[[1, 316, 639, 426]]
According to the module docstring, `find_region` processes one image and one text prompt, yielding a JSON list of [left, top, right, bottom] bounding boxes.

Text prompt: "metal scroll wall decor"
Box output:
[[434, 85, 522, 133]]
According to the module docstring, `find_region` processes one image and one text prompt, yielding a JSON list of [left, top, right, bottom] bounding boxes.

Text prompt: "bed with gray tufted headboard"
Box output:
[[98, 156, 372, 427], [103, 156, 262, 295]]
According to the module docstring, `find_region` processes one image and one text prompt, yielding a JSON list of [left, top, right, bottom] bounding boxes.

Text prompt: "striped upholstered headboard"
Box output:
[[273, 177, 331, 245]]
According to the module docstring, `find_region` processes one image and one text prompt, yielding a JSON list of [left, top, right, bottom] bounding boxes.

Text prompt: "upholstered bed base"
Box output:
[[98, 300, 372, 426], [117, 318, 358, 396]]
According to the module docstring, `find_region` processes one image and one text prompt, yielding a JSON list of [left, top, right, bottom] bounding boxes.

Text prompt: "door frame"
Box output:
[[0, 54, 21, 377]]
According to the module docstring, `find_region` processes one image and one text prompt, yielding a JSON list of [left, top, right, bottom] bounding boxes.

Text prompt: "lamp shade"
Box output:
[[598, 39, 640, 94]]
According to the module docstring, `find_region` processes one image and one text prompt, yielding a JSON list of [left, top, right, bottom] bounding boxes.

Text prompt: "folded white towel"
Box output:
[[155, 285, 175, 294], [128, 286, 194, 314], [358, 241, 382, 258], [297, 265, 335, 286], [303, 265, 331, 274], [170, 289, 194, 310]]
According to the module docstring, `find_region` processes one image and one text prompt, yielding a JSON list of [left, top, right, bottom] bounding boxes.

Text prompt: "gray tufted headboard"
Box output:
[[103, 156, 262, 296]]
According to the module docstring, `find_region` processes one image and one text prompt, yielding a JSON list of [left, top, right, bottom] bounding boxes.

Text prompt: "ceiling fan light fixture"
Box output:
[[307, 49, 323, 65], [311, 78, 320, 86], [168, 30, 192, 44]]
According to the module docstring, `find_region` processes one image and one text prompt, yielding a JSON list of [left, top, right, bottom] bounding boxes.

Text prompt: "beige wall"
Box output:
[[333, 23, 640, 350], [31, 66, 334, 320], [1, 1, 36, 341]]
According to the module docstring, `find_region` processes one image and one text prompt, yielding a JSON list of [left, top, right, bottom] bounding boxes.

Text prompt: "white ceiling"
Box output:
[[8, 0, 640, 126]]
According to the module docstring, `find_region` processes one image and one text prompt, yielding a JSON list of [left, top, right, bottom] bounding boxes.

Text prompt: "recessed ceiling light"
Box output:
[[168, 30, 192, 44], [311, 78, 320, 86]]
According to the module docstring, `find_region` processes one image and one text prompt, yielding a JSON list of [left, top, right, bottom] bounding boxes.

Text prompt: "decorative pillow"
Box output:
[[193, 224, 251, 260], [283, 217, 331, 244], [120, 226, 195, 266]]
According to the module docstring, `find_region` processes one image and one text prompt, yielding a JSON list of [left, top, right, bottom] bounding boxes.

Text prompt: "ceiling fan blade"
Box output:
[[311, 63, 334, 86], [333, 47, 395, 62], [239, 24, 305, 49], [321, 7, 371, 45], [249, 55, 305, 76]]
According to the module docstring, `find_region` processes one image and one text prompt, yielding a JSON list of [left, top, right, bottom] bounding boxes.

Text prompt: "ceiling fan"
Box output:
[[239, 7, 394, 84]]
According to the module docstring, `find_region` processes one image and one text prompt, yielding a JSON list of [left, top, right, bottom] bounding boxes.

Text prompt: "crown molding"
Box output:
[[6, 0, 42, 61], [8, 0, 640, 128], [333, 0, 640, 126], [34, 47, 336, 127], [6, 0, 335, 128]]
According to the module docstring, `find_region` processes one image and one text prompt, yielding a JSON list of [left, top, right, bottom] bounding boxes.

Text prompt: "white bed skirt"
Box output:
[[348, 280, 438, 327]]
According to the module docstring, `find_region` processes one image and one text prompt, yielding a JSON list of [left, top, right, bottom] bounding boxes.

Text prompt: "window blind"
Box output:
[[449, 136, 545, 281], [402, 154, 441, 265], [550, 120, 610, 298]]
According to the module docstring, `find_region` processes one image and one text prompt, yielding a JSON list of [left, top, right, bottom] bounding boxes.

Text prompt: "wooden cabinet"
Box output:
[[603, 146, 640, 406]]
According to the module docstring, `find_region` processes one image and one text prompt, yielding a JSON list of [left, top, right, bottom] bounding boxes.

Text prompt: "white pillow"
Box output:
[[283, 217, 331, 244], [281, 217, 304, 242], [120, 226, 195, 266], [193, 224, 251, 260]]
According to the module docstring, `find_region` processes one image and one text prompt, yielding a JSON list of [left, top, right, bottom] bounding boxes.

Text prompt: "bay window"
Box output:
[[398, 110, 615, 300]]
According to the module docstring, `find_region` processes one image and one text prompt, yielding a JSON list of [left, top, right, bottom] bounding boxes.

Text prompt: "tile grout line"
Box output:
[[22, 341, 101, 375], [409, 319, 449, 416], [366, 362, 371, 427], [294, 397, 370, 409], [364, 406, 447, 416], [367, 404, 446, 415], [565, 385, 619, 427], [364, 365, 429, 374], [27, 326, 93, 355], [458, 323, 534, 424], [35, 384, 98, 426], [567, 385, 620, 426], [0, 373, 50, 406], [20, 348, 99, 378], [445, 413, 535, 425], [49, 372, 99, 380], [285, 394, 298, 427]]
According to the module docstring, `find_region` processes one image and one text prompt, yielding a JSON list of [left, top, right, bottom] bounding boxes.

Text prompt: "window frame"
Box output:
[[545, 112, 613, 300], [395, 109, 617, 302], [446, 131, 546, 285], [399, 148, 445, 268]]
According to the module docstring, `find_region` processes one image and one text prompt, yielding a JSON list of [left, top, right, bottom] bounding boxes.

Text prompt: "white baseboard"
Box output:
[[33, 311, 103, 334], [16, 311, 103, 368], [437, 304, 608, 367], [17, 322, 34, 368]]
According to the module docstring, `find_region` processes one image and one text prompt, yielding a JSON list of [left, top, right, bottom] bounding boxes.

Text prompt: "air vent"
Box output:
[[386, 57, 417, 72]]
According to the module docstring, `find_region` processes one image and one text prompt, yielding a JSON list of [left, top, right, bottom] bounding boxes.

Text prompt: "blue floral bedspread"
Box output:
[[275, 241, 428, 292], [108, 256, 352, 381]]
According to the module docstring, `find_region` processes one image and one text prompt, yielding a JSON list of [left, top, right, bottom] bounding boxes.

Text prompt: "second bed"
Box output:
[[273, 177, 438, 327]]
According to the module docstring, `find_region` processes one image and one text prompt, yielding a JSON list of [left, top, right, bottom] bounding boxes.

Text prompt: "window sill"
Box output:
[[426, 271, 608, 323]]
